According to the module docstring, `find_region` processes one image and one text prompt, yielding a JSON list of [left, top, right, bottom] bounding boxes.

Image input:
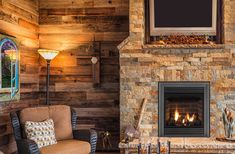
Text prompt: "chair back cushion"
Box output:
[[20, 106, 50, 124], [20, 106, 49, 139], [49, 105, 73, 140], [19, 105, 73, 141]]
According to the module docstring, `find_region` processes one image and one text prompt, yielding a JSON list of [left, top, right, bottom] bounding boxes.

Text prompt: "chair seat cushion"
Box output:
[[40, 140, 91, 154]]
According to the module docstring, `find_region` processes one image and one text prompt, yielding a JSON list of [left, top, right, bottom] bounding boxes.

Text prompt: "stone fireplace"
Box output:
[[119, 0, 235, 141], [158, 82, 210, 137]]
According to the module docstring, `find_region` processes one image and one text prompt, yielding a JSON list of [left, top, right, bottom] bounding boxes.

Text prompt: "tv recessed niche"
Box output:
[[150, 0, 217, 36]]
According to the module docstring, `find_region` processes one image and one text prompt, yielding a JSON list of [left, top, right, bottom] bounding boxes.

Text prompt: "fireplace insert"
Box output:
[[158, 82, 210, 137]]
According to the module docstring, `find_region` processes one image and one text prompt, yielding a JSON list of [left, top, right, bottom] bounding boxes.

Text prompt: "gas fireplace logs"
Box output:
[[167, 109, 202, 128]]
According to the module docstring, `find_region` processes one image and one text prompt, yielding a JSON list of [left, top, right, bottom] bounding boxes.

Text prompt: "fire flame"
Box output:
[[174, 110, 196, 124], [186, 113, 195, 122], [174, 109, 179, 122]]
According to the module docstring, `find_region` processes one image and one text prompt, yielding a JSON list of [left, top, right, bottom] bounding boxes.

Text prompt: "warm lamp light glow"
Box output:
[[5, 49, 17, 60], [38, 49, 59, 60]]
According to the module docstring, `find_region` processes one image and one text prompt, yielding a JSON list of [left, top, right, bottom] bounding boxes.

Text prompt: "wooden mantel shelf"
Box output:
[[119, 137, 235, 153]]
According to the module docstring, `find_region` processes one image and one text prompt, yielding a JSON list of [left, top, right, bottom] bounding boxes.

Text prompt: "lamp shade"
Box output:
[[38, 49, 59, 60]]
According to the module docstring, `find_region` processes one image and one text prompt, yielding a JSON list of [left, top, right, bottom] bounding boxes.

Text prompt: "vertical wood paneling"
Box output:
[[39, 0, 129, 150], [0, 0, 39, 153]]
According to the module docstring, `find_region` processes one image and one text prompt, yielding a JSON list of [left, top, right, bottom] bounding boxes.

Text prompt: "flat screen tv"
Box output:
[[150, 0, 217, 36]]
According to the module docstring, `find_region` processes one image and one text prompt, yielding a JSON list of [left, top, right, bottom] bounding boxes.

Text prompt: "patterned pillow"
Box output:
[[25, 119, 57, 148]]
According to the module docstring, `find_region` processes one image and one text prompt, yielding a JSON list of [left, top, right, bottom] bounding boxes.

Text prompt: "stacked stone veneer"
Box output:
[[120, 45, 235, 138], [119, 0, 235, 139]]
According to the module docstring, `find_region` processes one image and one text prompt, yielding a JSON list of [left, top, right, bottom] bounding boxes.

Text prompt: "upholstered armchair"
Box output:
[[10, 105, 97, 154]]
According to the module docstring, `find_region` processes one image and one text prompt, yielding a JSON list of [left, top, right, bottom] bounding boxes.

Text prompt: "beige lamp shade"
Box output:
[[5, 49, 17, 60], [38, 49, 59, 60]]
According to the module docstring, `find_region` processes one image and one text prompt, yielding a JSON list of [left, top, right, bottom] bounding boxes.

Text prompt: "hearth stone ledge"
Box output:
[[119, 138, 235, 153]]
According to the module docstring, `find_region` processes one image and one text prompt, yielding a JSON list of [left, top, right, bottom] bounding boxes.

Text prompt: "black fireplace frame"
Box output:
[[158, 81, 210, 137]]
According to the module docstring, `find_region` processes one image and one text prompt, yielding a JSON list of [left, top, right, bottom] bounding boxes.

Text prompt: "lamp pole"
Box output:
[[46, 60, 51, 105], [38, 49, 59, 105]]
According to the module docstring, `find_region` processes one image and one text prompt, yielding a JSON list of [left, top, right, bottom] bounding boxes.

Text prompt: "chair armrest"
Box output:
[[16, 139, 39, 154], [73, 129, 97, 154]]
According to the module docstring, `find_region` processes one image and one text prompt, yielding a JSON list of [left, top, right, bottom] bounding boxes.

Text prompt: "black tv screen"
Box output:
[[154, 0, 213, 27]]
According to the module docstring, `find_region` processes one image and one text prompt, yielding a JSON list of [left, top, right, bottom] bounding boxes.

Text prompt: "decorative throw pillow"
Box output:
[[25, 119, 57, 148]]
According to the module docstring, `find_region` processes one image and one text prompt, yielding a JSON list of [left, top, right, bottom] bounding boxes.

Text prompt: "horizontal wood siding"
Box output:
[[0, 0, 39, 153], [39, 0, 129, 150]]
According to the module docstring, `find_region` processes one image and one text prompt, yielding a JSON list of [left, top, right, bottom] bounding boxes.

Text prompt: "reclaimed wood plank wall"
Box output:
[[39, 0, 129, 151], [0, 0, 129, 152], [0, 0, 40, 153]]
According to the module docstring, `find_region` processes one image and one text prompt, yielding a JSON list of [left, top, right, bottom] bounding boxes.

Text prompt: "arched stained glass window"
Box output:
[[0, 37, 19, 101]]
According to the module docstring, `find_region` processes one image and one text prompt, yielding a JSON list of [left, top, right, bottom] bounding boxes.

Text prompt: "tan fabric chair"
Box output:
[[10, 105, 97, 154]]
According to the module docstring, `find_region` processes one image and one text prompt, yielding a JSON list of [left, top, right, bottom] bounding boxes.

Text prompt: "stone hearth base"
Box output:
[[119, 138, 235, 154]]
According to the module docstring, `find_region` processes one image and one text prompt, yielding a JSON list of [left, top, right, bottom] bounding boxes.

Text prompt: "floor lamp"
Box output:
[[38, 49, 59, 105]]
